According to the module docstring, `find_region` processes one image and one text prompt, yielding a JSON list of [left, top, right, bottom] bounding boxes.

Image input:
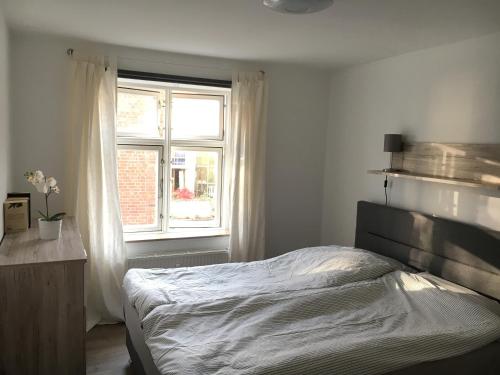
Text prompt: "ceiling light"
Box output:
[[262, 0, 334, 14]]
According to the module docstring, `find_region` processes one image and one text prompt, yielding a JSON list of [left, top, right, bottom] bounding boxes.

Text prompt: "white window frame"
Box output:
[[170, 92, 225, 141], [116, 87, 164, 139], [168, 146, 224, 229], [117, 144, 163, 233], [116, 78, 231, 236]]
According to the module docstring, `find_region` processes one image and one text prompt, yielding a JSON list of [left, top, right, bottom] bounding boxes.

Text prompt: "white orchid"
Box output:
[[24, 170, 66, 222], [35, 170, 44, 181], [47, 176, 57, 187], [25, 169, 43, 184], [35, 181, 49, 194]]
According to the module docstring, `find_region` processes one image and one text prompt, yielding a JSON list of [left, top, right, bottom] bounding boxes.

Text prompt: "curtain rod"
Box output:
[[67, 48, 109, 71], [118, 69, 231, 88], [66, 48, 265, 76]]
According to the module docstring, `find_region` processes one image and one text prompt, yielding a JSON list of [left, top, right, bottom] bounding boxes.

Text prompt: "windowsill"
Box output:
[[124, 228, 230, 243]]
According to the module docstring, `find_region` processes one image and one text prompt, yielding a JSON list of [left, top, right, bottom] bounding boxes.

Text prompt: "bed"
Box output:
[[123, 201, 500, 374]]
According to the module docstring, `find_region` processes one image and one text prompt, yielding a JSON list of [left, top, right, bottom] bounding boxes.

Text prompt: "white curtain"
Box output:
[[229, 72, 268, 262], [66, 59, 126, 331]]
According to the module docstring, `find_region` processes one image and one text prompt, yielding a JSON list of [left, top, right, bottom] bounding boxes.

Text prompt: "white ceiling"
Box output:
[[3, 0, 500, 69]]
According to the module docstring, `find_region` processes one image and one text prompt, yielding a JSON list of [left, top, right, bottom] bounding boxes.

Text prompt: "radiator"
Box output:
[[128, 249, 229, 269]]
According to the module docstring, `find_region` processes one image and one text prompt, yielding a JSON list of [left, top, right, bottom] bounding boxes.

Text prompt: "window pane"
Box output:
[[117, 147, 160, 231], [117, 87, 165, 138], [169, 149, 221, 227], [171, 94, 223, 139]]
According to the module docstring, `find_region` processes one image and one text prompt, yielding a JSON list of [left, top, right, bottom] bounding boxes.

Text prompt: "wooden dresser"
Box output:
[[0, 218, 87, 375]]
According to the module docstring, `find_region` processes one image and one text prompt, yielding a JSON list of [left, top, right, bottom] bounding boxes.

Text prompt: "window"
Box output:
[[116, 77, 230, 235]]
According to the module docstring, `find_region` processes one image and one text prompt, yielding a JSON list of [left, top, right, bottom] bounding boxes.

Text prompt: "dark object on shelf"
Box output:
[[383, 134, 405, 172], [384, 134, 402, 152]]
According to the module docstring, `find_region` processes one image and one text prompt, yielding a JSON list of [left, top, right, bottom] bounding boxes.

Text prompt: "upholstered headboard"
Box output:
[[354, 201, 500, 301]]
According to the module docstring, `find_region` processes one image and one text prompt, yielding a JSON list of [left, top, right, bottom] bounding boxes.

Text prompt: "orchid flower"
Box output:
[[24, 170, 66, 221]]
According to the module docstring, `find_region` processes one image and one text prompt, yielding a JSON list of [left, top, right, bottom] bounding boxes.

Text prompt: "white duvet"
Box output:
[[142, 271, 500, 375], [124, 246, 408, 320]]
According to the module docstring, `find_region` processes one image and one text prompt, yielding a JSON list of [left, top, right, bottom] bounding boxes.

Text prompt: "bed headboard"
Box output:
[[354, 201, 500, 301]]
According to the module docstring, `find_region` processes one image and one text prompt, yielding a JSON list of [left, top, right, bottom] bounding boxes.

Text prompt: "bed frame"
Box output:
[[125, 200, 500, 374]]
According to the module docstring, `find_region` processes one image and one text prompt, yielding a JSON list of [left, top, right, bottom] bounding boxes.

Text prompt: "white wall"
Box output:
[[265, 64, 329, 257], [0, 6, 10, 240], [9, 31, 330, 257], [322, 32, 500, 246]]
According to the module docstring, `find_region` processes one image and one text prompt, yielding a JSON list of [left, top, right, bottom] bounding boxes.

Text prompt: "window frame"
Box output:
[[116, 78, 231, 236], [168, 146, 224, 229], [170, 92, 225, 141], [116, 86, 165, 139], [116, 144, 164, 233]]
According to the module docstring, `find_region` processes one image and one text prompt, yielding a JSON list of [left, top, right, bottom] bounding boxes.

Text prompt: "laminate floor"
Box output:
[[86, 323, 134, 375]]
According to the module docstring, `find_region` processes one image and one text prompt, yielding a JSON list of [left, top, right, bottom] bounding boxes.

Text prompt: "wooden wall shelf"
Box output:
[[368, 142, 500, 192], [367, 170, 500, 191]]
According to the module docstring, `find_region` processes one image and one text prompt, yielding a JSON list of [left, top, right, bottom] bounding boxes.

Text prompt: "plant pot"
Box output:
[[38, 218, 62, 240]]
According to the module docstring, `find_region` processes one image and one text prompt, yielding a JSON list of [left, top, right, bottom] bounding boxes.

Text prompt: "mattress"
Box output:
[[137, 271, 500, 375], [123, 245, 410, 320]]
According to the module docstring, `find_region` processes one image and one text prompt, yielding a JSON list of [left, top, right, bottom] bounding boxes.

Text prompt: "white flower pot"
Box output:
[[38, 218, 62, 240]]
